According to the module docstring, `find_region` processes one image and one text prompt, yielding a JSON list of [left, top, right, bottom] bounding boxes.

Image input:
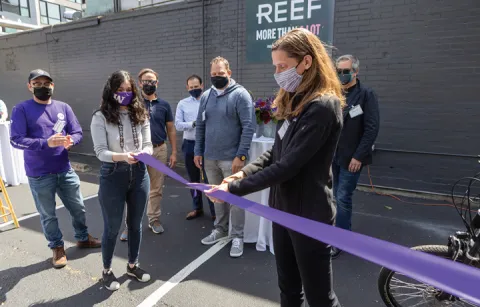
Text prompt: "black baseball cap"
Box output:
[[28, 69, 53, 82]]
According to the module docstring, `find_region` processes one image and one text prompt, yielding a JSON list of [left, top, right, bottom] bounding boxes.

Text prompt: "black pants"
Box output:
[[273, 223, 340, 307], [99, 162, 149, 269], [182, 139, 215, 216]]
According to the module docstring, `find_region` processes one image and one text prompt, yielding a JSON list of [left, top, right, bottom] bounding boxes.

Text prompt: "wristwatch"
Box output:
[[238, 155, 246, 161]]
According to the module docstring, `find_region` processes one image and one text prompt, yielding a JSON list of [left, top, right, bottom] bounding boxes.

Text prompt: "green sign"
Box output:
[[246, 0, 335, 63]]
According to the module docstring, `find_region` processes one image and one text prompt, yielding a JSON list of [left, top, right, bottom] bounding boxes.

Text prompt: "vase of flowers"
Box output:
[[254, 95, 277, 139], [255, 121, 264, 137]]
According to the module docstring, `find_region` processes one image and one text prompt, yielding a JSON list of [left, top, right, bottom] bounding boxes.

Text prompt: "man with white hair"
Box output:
[[332, 54, 380, 258]]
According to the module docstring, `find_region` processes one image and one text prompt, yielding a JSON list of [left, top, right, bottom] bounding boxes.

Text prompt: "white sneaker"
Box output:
[[201, 229, 228, 245], [230, 238, 244, 258]]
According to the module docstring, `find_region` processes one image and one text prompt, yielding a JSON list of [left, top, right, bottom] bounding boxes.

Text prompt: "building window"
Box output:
[[68, 0, 82, 3], [20, 0, 28, 16], [0, 0, 30, 17], [3, 26, 19, 33], [39, 0, 61, 25]]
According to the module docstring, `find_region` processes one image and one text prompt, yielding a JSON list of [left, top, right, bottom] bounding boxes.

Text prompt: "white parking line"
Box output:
[[137, 238, 232, 307], [0, 194, 98, 229]]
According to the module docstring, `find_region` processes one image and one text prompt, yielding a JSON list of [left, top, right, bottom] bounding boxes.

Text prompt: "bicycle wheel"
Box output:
[[377, 245, 478, 307]]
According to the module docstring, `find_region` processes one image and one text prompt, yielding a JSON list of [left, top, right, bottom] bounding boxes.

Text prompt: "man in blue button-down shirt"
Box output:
[[175, 75, 215, 221]]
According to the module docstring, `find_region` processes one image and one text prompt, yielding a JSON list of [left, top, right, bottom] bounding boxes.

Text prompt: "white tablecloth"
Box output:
[[241, 135, 275, 254], [0, 121, 28, 186]]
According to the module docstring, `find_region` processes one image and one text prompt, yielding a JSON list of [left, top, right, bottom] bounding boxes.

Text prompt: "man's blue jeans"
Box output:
[[332, 162, 362, 231], [98, 162, 149, 269], [28, 169, 89, 249], [182, 139, 215, 216]]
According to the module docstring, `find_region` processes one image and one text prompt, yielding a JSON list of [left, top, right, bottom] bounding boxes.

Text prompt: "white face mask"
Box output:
[[274, 65, 303, 93]]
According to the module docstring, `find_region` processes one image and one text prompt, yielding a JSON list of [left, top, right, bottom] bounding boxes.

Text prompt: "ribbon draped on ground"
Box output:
[[136, 153, 480, 305]]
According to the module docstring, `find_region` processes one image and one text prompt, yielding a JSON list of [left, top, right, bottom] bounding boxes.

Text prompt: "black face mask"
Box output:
[[189, 88, 203, 98], [211, 76, 229, 89], [33, 87, 53, 101], [143, 84, 157, 96]]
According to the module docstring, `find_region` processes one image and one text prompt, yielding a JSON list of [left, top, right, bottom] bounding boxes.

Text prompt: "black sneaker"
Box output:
[[127, 264, 151, 282], [331, 247, 342, 259], [102, 269, 120, 291]]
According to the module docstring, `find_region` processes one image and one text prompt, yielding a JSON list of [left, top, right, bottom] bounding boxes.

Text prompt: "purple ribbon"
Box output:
[[137, 153, 480, 305]]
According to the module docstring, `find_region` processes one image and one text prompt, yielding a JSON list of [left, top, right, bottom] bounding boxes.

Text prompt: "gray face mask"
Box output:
[[274, 65, 303, 93]]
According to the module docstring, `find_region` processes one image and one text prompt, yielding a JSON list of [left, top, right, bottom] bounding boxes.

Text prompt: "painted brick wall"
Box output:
[[1, 0, 479, 193], [332, 0, 480, 193], [0, 30, 50, 102], [333, 0, 480, 155], [1, 1, 206, 155]]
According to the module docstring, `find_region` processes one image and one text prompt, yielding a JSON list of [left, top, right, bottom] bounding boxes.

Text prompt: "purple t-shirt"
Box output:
[[10, 99, 83, 177]]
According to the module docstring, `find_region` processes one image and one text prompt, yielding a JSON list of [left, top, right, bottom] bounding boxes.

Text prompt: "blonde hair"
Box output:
[[210, 56, 230, 71], [272, 28, 345, 120]]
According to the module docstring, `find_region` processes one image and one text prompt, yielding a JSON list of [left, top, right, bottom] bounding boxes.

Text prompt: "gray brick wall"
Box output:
[[333, 0, 480, 155], [1, 0, 479, 194], [333, 0, 480, 193], [0, 30, 50, 105], [47, 2, 206, 154]]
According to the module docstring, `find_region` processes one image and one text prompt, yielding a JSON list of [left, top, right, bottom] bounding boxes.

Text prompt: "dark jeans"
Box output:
[[273, 223, 340, 307], [182, 139, 215, 216], [332, 161, 362, 231], [98, 162, 150, 269], [28, 169, 88, 248]]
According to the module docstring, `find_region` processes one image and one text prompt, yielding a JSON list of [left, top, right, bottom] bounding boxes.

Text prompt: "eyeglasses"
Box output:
[[141, 80, 158, 86], [337, 69, 352, 75], [31, 81, 52, 87]]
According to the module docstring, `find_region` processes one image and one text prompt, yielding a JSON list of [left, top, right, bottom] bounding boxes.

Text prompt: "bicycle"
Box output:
[[377, 172, 480, 307]]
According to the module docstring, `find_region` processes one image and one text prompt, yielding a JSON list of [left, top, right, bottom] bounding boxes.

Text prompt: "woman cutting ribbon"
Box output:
[[206, 28, 345, 307], [91, 70, 153, 291]]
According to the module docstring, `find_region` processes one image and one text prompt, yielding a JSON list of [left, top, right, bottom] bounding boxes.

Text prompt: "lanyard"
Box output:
[[118, 114, 139, 151]]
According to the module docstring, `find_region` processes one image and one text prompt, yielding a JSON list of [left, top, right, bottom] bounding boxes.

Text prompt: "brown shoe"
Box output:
[[52, 246, 67, 268], [186, 210, 204, 220], [76, 234, 101, 248]]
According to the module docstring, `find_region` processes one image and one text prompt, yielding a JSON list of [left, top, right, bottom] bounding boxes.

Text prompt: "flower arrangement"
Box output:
[[254, 95, 278, 125]]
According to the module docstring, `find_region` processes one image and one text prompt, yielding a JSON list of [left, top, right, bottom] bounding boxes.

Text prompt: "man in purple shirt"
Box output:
[[10, 69, 101, 268]]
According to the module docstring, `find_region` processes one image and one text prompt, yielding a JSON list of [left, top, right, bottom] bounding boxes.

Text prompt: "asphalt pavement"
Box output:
[[0, 168, 467, 307]]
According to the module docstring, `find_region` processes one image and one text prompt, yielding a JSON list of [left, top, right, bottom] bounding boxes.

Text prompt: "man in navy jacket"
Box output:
[[333, 55, 380, 258]]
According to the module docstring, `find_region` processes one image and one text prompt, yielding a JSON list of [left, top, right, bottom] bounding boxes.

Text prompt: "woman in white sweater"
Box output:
[[90, 70, 153, 291]]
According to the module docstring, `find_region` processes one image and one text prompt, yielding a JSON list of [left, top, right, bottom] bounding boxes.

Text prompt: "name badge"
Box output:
[[202, 111, 206, 121], [278, 120, 290, 140], [53, 120, 66, 133], [349, 105, 363, 118]]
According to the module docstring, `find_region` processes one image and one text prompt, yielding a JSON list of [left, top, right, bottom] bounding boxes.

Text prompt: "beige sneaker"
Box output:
[[52, 246, 67, 268]]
